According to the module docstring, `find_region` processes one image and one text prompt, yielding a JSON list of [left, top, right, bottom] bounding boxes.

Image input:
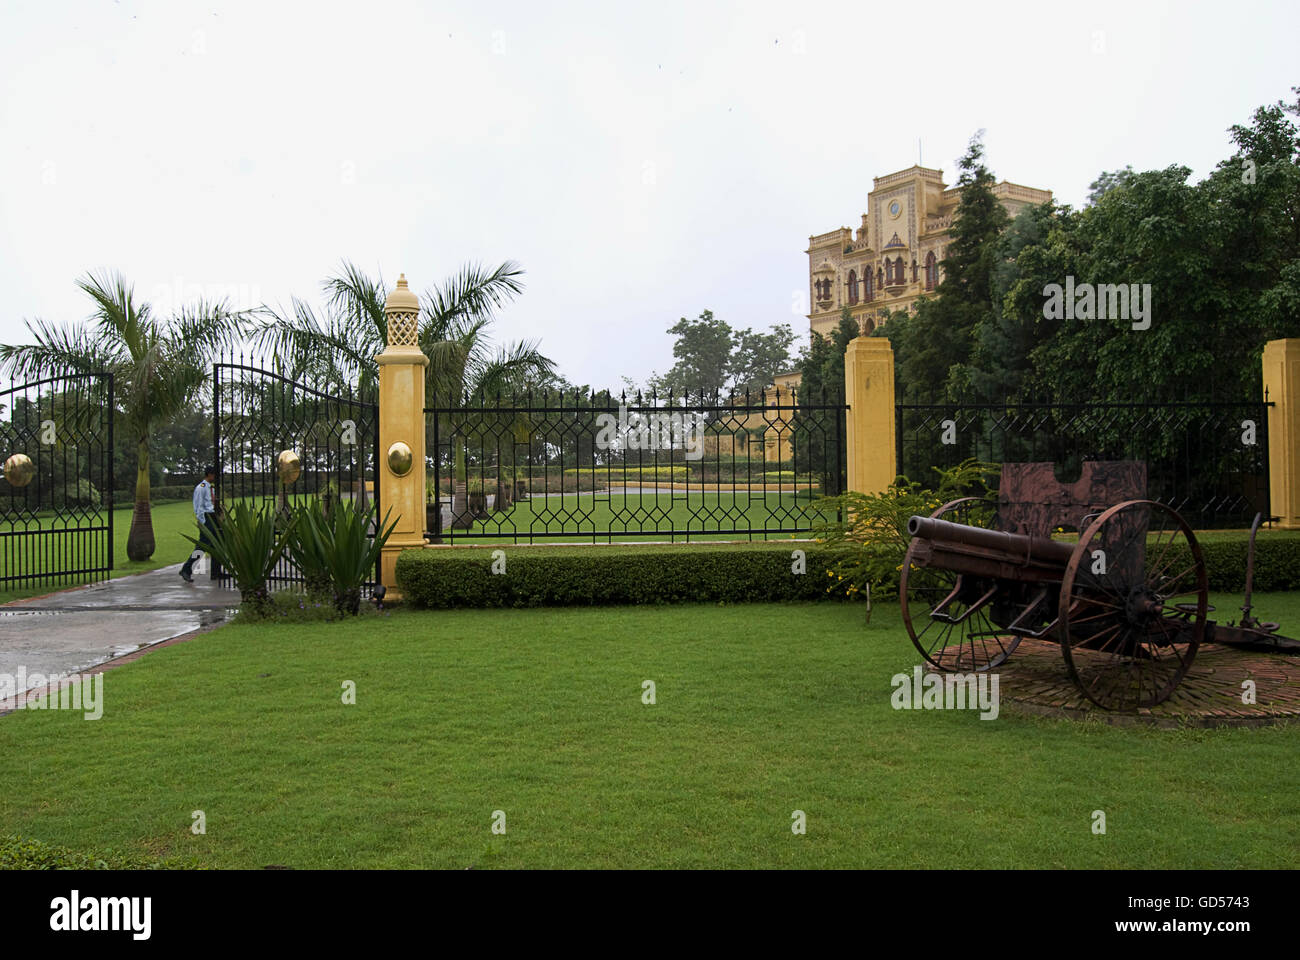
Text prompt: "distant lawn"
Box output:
[[438, 489, 836, 543], [0, 499, 196, 603], [0, 599, 1295, 869]]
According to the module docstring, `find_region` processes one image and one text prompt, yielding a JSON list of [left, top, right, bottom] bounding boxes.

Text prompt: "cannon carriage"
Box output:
[[900, 461, 1295, 711]]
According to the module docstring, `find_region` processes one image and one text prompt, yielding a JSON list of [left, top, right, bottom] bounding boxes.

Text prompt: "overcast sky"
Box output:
[[1, 0, 1297, 391]]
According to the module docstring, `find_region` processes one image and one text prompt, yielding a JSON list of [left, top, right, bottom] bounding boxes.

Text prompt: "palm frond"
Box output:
[[169, 298, 258, 360], [324, 261, 387, 344], [0, 317, 116, 382], [76, 270, 150, 358], [469, 339, 556, 398], [422, 261, 524, 338]]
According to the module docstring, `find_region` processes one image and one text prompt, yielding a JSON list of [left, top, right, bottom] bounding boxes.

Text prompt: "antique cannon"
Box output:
[[899, 462, 1296, 711]]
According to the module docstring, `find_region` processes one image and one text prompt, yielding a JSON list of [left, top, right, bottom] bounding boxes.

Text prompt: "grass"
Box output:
[[0, 597, 1296, 869], [438, 489, 835, 543], [0, 499, 198, 603]]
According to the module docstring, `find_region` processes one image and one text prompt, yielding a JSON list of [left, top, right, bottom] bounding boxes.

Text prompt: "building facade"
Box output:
[[805, 165, 1052, 338]]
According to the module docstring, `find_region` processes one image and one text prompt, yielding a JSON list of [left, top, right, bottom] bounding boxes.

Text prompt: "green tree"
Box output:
[[260, 260, 551, 405], [0, 272, 248, 559], [1087, 166, 1136, 205], [260, 261, 555, 522], [897, 132, 1008, 403], [650, 309, 794, 398], [990, 88, 1300, 405], [793, 307, 858, 493]]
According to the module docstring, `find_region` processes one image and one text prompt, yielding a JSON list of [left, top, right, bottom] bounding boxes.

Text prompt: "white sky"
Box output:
[[2, 0, 1297, 390]]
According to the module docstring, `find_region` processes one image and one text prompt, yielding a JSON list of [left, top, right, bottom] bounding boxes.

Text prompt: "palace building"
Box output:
[[805, 165, 1052, 338]]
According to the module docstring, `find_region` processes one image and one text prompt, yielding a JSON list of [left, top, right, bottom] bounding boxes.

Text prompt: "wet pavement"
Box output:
[[0, 564, 239, 690]]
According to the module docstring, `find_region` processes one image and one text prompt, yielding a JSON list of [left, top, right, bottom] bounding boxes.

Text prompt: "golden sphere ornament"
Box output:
[[387, 441, 413, 477], [3, 453, 35, 488], [276, 449, 302, 485]]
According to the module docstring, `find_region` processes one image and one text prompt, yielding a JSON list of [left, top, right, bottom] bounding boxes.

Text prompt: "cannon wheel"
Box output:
[[1059, 500, 1207, 710], [900, 496, 1019, 672]]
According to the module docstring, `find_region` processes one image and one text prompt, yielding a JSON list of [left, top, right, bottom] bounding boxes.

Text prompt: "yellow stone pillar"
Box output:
[[844, 336, 896, 495], [377, 274, 429, 593], [1263, 338, 1300, 529]]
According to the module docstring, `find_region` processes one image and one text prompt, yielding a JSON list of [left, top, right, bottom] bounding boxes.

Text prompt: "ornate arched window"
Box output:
[[864, 269, 873, 301], [924, 251, 938, 290], [847, 270, 859, 304], [877, 266, 884, 289]]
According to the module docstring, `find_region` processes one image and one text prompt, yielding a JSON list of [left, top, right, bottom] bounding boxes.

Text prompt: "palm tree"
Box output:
[[0, 272, 250, 560], [259, 261, 556, 522], [260, 260, 551, 402]]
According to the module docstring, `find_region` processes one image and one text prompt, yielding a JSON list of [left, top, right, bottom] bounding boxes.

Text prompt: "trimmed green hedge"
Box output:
[[113, 484, 194, 503], [1167, 537, 1300, 593], [395, 544, 855, 608], [394, 533, 1300, 609], [563, 466, 689, 481]]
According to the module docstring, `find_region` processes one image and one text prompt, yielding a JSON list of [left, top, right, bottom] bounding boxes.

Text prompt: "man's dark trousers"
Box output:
[[181, 514, 220, 580]]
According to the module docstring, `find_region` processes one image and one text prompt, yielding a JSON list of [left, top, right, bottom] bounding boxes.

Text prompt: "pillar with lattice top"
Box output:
[[377, 274, 429, 594]]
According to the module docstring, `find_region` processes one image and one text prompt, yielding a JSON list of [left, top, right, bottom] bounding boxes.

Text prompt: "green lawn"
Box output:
[[441, 489, 836, 543], [1, 598, 1296, 869], [0, 499, 197, 603]]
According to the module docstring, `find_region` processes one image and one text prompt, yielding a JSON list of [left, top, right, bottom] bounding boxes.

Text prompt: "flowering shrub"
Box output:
[[806, 459, 998, 616]]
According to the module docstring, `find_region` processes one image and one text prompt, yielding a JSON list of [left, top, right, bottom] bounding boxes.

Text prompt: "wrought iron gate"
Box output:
[[1, 372, 115, 591], [211, 361, 380, 591]]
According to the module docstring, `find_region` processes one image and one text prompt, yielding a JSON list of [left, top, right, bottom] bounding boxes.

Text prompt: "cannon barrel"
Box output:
[[906, 515, 1076, 582]]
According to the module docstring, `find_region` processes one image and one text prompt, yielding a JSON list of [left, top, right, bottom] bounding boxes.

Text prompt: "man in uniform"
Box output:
[[179, 465, 218, 583]]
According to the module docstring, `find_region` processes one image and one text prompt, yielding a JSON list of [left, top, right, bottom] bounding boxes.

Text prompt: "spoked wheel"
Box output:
[[1059, 500, 1207, 710], [900, 497, 1020, 671]]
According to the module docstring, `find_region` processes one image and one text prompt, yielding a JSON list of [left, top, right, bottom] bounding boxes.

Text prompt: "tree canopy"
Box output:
[[877, 89, 1300, 405]]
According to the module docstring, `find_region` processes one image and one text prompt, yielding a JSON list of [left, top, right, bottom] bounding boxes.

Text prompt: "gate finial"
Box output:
[[384, 274, 421, 347]]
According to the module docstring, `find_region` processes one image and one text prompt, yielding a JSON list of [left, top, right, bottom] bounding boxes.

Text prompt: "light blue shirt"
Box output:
[[193, 479, 214, 523]]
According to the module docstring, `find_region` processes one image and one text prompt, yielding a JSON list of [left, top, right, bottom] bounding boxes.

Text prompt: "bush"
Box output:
[[563, 466, 689, 481], [808, 459, 999, 602], [306, 499, 397, 615], [395, 544, 855, 608], [284, 499, 334, 602], [114, 484, 193, 503], [1155, 536, 1300, 593], [0, 834, 200, 870], [190, 502, 294, 617]]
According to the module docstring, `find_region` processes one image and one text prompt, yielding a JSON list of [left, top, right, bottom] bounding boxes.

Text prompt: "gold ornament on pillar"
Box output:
[[276, 449, 302, 484], [3, 453, 35, 487], [387, 441, 413, 477]]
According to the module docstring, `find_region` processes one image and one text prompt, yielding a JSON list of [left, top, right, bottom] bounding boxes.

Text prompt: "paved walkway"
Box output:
[[0, 564, 239, 690]]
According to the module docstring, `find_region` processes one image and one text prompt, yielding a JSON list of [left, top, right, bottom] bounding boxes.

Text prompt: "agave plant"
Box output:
[[189, 502, 295, 617], [285, 498, 334, 602], [305, 498, 397, 616]]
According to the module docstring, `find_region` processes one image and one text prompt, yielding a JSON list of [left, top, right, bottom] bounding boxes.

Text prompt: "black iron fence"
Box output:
[[425, 389, 847, 543], [1, 372, 114, 590], [212, 360, 380, 591], [896, 396, 1272, 527]]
